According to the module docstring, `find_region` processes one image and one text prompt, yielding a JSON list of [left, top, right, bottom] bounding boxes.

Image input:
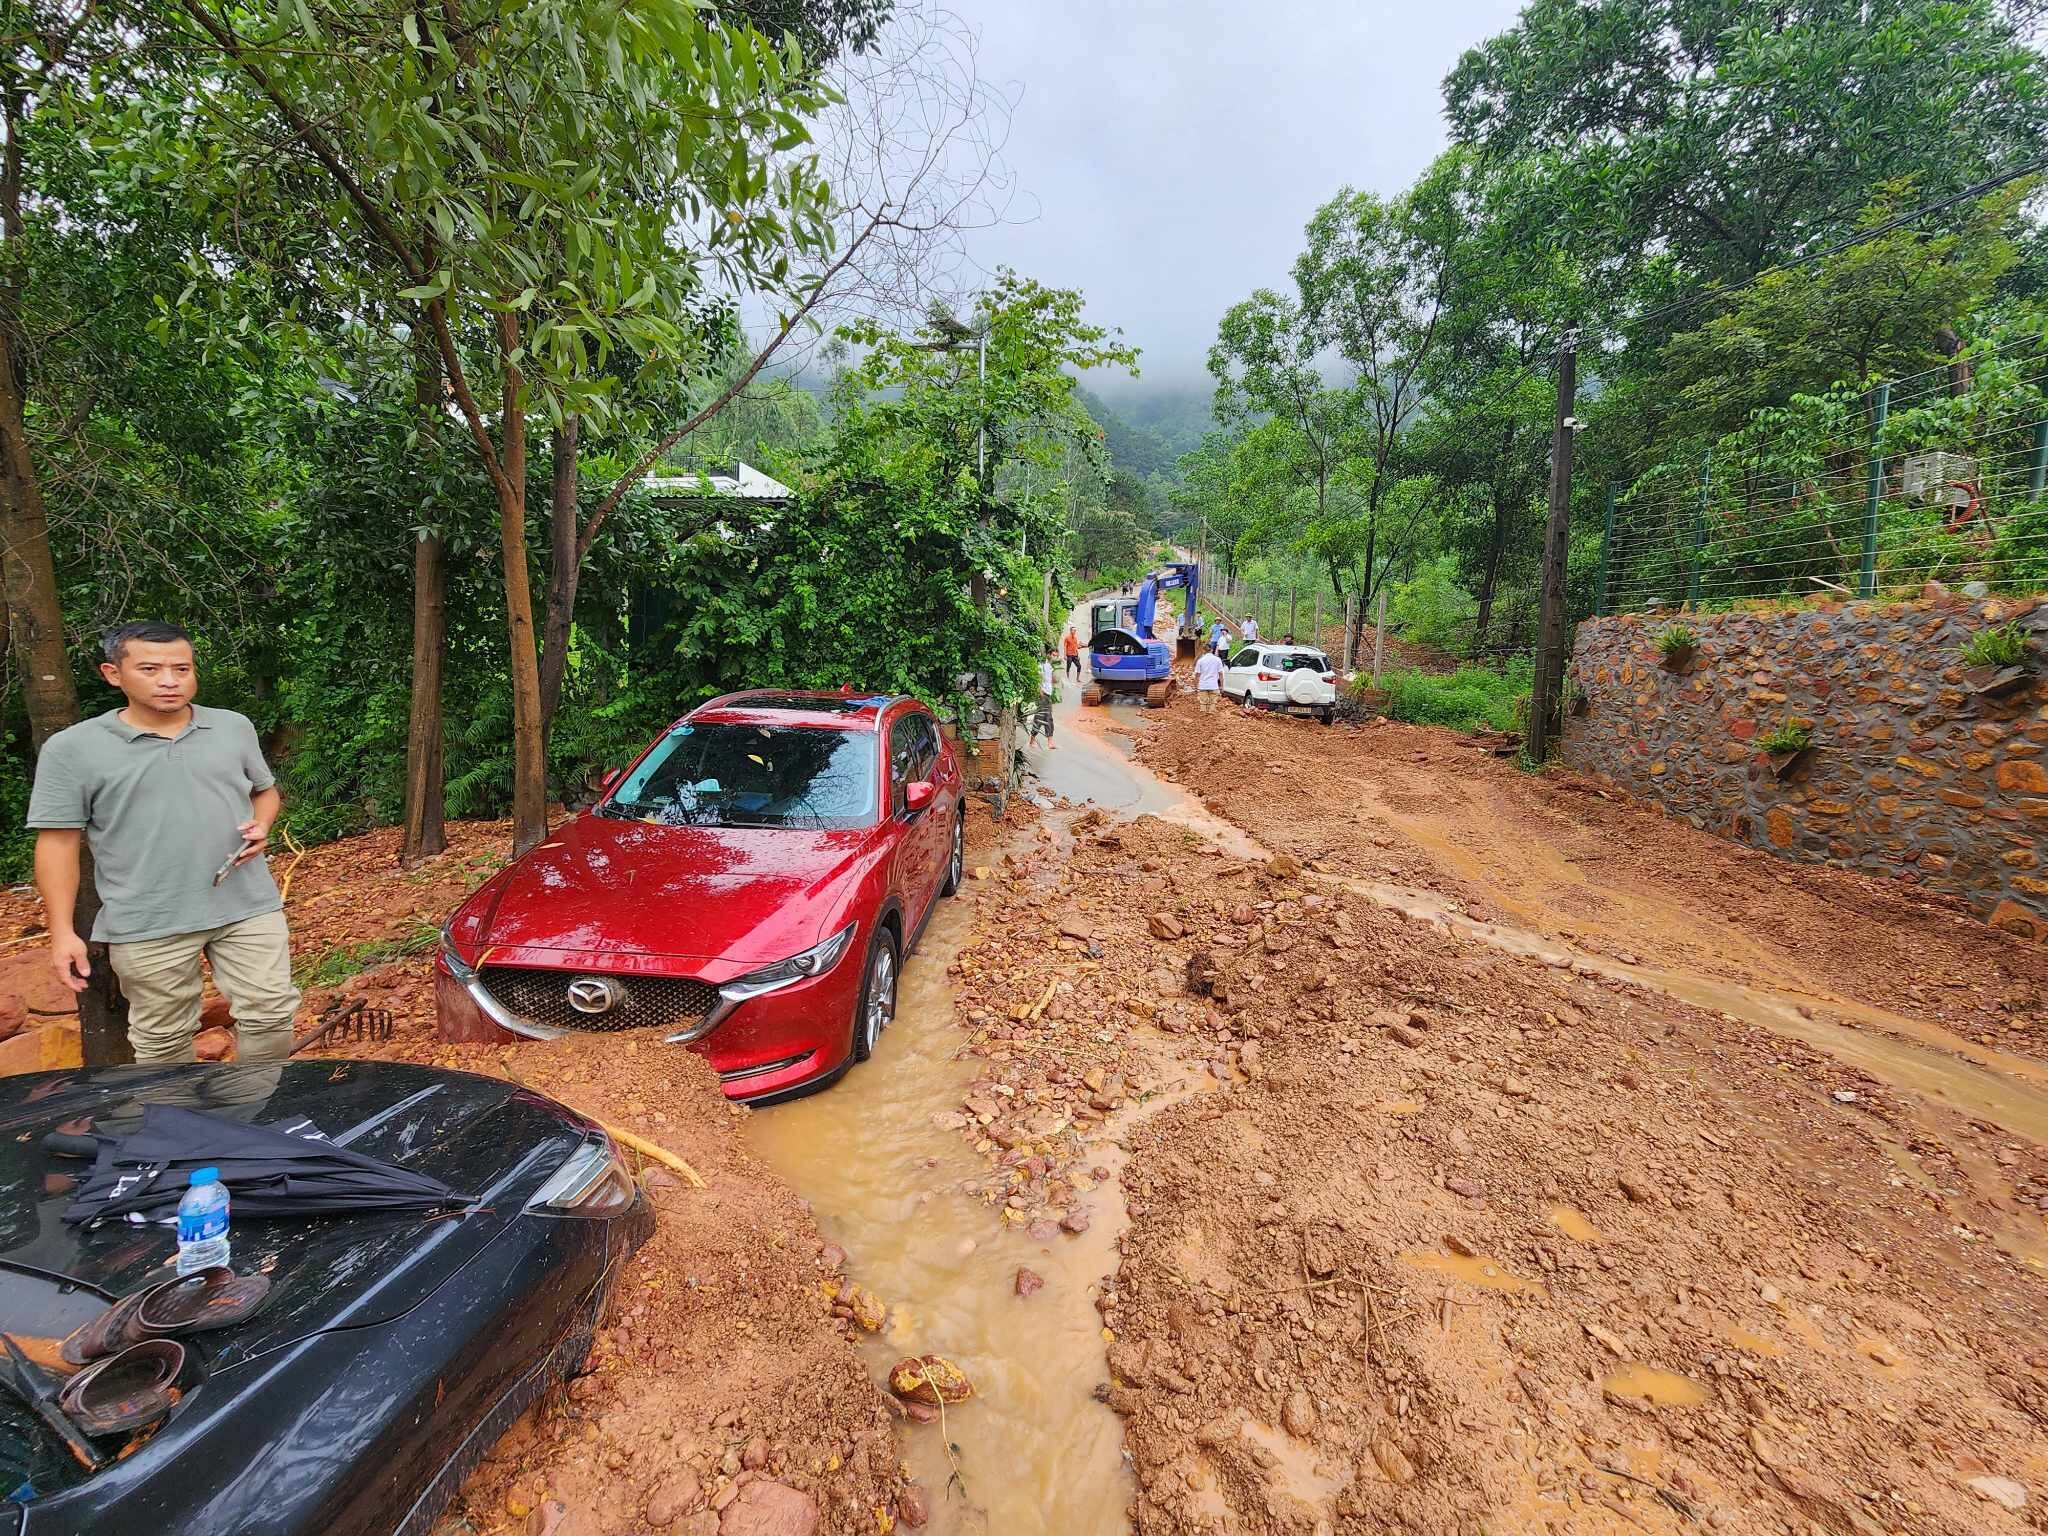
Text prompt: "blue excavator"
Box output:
[[1082, 561, 1200, 709]]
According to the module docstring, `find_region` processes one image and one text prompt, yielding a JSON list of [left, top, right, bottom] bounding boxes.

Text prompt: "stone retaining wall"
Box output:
[[1561, 595, 2048, 939]]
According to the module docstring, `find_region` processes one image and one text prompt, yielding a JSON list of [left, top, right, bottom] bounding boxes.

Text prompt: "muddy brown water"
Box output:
[[747, 866, 1136, 1530]]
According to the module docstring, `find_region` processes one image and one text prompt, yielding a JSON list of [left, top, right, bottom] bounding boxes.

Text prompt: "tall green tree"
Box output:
[[1446, 0, 2048, 295], [141, 0, 836, 854]]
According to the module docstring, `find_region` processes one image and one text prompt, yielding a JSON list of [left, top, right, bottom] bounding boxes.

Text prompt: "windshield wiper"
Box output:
[[0, 1333, 103, 1471]]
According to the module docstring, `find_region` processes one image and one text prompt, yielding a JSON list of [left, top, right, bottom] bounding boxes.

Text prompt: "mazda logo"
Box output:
[[566, 976, 622, 1015]]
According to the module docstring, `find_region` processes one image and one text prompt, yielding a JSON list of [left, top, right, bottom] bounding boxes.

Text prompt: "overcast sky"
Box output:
[[943, 0, 1524, 395]]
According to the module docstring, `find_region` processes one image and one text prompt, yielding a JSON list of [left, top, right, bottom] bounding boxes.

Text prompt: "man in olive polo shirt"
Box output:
[[29, 621, 301, 1062]]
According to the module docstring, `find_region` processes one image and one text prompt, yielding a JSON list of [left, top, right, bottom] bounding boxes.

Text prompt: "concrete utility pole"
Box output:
[[1528, 332, 1579, 762], [1372, 588, 1386, 686]]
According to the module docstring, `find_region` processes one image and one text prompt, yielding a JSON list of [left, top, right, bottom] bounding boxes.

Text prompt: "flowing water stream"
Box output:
[[745, 858, 1134, 1535]]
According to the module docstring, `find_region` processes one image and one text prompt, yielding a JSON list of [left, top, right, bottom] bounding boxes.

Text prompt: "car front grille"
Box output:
[[476, 967, 720, 1035]]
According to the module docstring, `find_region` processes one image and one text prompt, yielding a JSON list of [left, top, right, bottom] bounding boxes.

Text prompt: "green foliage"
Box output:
[[1388, 555, 1476, 650], [293, 921, 441, 989], [1959, 623, 2032, 668], [1370, 660, 1532, 733], [1759, 722, 1814, 754], [1657, 625, 1697, 659]]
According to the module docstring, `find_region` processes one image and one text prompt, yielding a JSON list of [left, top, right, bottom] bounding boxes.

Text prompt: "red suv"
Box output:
[[435, 690, 965, 1102]]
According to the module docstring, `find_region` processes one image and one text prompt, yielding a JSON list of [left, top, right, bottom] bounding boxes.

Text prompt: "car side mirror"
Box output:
[[903, 780, 935, 814]]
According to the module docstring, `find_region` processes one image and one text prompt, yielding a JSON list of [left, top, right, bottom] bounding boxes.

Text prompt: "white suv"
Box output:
[[1222, 645, 1338, 724]]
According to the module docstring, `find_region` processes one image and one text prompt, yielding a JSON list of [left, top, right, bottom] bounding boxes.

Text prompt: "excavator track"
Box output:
[[1143, 680, 1174, 709], [1080, 684, 1105, 706]]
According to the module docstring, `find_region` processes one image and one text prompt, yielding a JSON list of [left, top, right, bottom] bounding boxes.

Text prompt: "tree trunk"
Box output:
[[400, 531, 447, 866], [538, 417, 579, 743], [495, 311, 548, 855], [1346, 497, 1381, 667], [0, 334, 75, 749], [400, 334, 447, 866], [74, 845, 132, 1066]]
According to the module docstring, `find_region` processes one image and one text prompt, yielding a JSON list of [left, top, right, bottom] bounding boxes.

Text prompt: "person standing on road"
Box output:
[[1062, 625, 1082, 681], [1208, 617, 1228, 655], [1193, 647, 1225, 713], [29, 622, 301, 1063], [1242, 613, 1260, 645], [1031, 649, 1057, 750]]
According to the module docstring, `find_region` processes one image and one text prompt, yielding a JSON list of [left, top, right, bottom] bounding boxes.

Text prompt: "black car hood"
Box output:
[[0, 1062, 592, 1370]]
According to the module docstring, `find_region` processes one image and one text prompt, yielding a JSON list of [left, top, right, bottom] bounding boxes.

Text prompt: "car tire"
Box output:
[[940, 810, 965, 896], [851, 927, 899, 1064], [1319, 708, 1335, 726]]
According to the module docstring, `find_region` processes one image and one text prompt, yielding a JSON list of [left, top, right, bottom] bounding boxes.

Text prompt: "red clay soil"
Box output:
[[1135, 702, 2048, 1064], [936, 797, 2047, 1535]]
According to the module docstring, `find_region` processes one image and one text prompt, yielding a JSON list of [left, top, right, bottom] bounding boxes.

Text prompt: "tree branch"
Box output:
[[577, 206, 888, 562]]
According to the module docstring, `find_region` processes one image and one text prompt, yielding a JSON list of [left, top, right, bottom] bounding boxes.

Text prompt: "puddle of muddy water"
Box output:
[[1546, 1205, 1602, 1244], [744, 894, 1133, 1536], [1602, 1364, 1709, 1408], [1400, 1249, 1543, 1294]]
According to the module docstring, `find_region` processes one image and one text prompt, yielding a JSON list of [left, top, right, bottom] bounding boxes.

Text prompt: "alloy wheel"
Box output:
[[861, 944, 897, 1057]]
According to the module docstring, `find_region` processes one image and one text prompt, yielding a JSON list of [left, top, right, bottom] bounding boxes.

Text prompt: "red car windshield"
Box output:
[[600, 723, 877, 829]]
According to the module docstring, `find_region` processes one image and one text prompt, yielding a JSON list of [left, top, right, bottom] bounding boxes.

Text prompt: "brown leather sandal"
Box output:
[[56, 1340, 184, 1437]]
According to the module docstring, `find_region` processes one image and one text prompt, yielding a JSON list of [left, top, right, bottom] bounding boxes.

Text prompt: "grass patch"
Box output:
[[294, 921, 440, 989], [1959, 622, 2030, 669], [1657, 624, 1697, 659], [1371, 661, 1532, 733], [1758, 722, 1813, 754]]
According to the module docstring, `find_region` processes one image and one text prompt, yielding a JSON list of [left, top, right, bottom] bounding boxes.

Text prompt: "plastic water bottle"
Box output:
[[175, 1167, 231, 1275]]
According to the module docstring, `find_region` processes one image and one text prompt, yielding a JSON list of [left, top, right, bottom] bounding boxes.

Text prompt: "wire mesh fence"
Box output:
[[1598, 327, 2048, 615]]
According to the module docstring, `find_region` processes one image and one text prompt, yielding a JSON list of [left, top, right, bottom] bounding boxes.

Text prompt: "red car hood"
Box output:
[[464, 812, 878, 968]]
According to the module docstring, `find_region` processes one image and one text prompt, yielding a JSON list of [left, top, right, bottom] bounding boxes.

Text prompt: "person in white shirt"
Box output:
[[1193, 647, 1224, 713], [1241, 614, 1259, 644], [1030, 651, 1057, 749]]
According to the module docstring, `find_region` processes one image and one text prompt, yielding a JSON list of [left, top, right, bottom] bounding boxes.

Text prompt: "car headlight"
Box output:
[[440, 921, 475, 979], [720, 922, 857, 1003], [528, 1137, 636, 1216]]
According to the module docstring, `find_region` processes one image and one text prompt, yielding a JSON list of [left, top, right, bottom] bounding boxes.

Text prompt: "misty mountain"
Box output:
[[1077, 384, 1218, 481]]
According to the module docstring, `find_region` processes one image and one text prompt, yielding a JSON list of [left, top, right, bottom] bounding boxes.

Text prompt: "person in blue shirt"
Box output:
[[1208, 618, 1229, 655]]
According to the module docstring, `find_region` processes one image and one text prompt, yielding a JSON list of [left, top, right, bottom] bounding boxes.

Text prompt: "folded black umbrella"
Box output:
[[51, 1105, 463, 1226]]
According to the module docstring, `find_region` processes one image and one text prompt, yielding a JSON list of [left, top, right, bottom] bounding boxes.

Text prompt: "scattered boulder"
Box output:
[[888, 1355, 974, 1405], [647, 1480, 701, 1526], [1014, 1266, 1045, 1298], [718, 1481, 819, 1536], [193, 1027, 236, 1062], [1057, 914, 1094, 941], [1369, 1433, 1416, 1485], [840, 1283, 887, 1332], [1060, 1208, 1091, 1235], [1266, 853, 1302, 879], [1147, 913, 1186, 941], [1386, 1023, 1426, 1049], [0, 994, 25, 1042], [898, 1485, 932, 1529], [198, 993, 234, 1031], [1282, 1389, 1318, 1439], [1618, 1173, 1661, 1205]]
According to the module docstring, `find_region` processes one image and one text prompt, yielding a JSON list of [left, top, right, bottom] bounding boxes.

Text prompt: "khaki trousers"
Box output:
[[1197, 688, 1219, 712], [108, 910, 301, 1064]]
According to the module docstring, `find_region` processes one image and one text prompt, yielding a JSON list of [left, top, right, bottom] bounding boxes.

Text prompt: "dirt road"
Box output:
[[982, 661, 2048, 1536]]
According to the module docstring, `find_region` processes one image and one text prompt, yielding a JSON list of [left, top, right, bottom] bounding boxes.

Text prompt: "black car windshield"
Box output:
[[600, 723, 877, 829], [1269, 651, 1330, 672]]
